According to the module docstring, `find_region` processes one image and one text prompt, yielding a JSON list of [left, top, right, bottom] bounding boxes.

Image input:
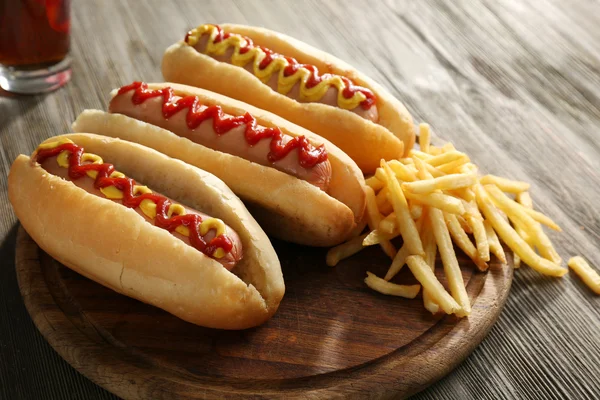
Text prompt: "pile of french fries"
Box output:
[[327, 124, 600, 316]]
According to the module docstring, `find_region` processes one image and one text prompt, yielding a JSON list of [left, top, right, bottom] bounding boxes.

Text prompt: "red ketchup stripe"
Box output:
[[117, 82, 328, 169], [35, 143, 233, 259], [187, 25, 376, 110]]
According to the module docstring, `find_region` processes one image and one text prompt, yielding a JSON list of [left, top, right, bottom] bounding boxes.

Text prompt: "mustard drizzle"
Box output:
[[186, 24, 368, 110], [42, 139, 228, 259]]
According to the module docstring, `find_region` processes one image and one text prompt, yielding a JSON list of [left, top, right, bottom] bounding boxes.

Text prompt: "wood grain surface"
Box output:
[[14, 225, 511, 399], [1, 0, 599, 399]]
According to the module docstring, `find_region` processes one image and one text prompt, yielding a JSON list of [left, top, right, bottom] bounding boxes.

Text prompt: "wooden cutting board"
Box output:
[[15, 223, 512, 399]]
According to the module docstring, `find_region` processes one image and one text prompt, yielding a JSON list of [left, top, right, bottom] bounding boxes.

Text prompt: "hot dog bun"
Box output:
[[8, 133, 284, 330], [73, 83, 367, 247], [161, 23, 416, 173]]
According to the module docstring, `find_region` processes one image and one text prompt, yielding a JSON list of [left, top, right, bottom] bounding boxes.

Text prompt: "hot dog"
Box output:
[[35, 139, 243, 270], [8, 133, 284, 330], [161, 23, 416, 173], [72, 82, 367, 247], [108, 82, 332, 191], [188, 28, 379, 122]]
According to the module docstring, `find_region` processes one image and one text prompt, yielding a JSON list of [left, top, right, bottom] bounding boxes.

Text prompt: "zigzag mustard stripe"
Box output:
[[186, 24, 368, 110], [44, 139, 228, 258]]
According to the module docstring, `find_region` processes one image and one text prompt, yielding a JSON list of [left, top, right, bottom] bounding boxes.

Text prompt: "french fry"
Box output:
[[485, 185, 561, 265], [503, 202, 531, 263], [462, 188, 476, 203], [426, 151, 469, 167], [516, 191, 533, 208], [365, 186, 397, 259], [411, 152, 445, 178], [419, 123, 431, 154], [442, 142, 456, 152], [457, 214, 473, 234], [496, 190, 563, 232], [422, 288, 440, 314], [421, 216, 440, 314], [365, 272, 421, 298], [388, 159, 418, 182], [568, 257, 600, 295], [365, 175, 384, 191], [407, 163, 419, 174], [514, 191, 533, 269], [461, 163, 478, 174], [514, 253, 521, 269], [410, 202, 423, 220], [413, 157, 430, 181], [381, 162, 424, 256], [474, 184, 566, 277], [385, 244, 411, 281], [517, 200, 561, 231], [379, 213, 397, 234], [376, 186, 389, 208], [410, 150, 434, 160], [406, 255, 461, 315], [402, 172, 478, 194], [484, 220, 507, 263], [480, 175, 530, 194], [429, 208, 471, 316], [437, 157, 470, 174], [378, 159, 418, 182], [422, 215, 435, 273], [428, 146, 443, 156], [326, 233, 369, 267], [513, 218, 533, 245], [404, 191, 466, 215], [374, 167, 387, 184], [379, 201, 394, 216], [444, 212, 488, 271], [363, 229, 399, 246], [506, 191, 535, 244], [424, 162, 447, 178], [384, 212, 427, 280], [466, 201, 490, 262]]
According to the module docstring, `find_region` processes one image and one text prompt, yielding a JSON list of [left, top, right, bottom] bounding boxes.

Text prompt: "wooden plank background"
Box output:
[[1, 0, 599, 398]]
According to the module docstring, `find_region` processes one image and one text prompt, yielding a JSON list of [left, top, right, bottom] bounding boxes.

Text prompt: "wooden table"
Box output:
[[1, 0, 599, 398]]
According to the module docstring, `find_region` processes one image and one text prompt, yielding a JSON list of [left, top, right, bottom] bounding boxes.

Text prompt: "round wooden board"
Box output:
[[15, 224, 512, 399]]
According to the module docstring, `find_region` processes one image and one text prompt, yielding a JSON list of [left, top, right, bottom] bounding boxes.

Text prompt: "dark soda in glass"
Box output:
[[0, 0, 71, 93]]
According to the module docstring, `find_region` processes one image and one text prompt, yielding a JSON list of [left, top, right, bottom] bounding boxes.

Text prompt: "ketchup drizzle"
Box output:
[[35, 143, 234, 259], [187, 25, 376, 110], [117, 82, 328, 169]]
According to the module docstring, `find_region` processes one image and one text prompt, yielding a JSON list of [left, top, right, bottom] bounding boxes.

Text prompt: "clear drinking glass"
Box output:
[[0, 0, 72, 94]]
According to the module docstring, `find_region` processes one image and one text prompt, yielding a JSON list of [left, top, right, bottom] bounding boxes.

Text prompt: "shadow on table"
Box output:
[[1, 223, 18, 278]]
